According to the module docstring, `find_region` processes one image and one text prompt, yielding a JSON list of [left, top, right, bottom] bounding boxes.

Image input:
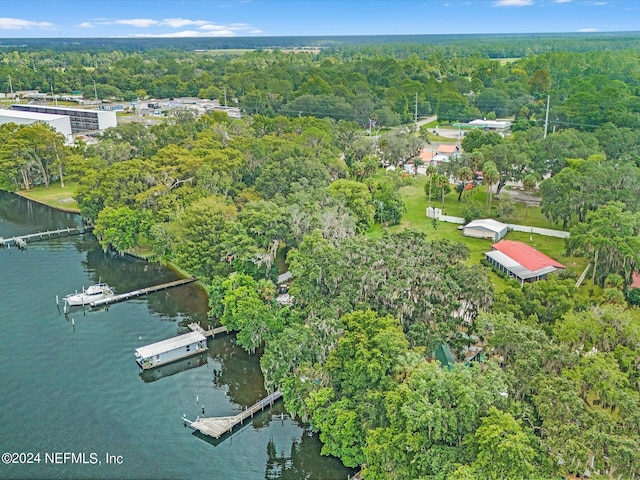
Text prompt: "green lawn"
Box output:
[[16, 182, 80, 212], [373, 176, 590, 291]]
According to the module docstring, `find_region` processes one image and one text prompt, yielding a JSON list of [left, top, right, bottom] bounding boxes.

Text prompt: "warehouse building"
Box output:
[[11, 104, 117, 133], [0, 108, 73, 143]]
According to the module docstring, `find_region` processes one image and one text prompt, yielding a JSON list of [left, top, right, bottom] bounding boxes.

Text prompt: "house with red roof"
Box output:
[[418, 148, 450, 168], [484, 240, 565, 286], [436, 144, 460, 156]]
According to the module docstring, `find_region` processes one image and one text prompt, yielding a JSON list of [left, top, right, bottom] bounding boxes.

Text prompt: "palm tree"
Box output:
[[457, 166, 473, 201], [484, 167, 500, 217], [424, 165, 437, 207], [435, 174, 450, 210]]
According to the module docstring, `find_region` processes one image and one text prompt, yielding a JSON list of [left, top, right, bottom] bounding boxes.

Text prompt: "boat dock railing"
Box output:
[[90, 276, 197, 308], [182, 391, 283, 440], [1, 226, 93, 250]]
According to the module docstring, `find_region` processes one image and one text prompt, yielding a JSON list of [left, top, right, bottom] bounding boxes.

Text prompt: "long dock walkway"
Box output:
[[90, 277, 197, 308], [187, 322, 228, 338], [1, 226, 92, 249], [182, 391, 283, 439]]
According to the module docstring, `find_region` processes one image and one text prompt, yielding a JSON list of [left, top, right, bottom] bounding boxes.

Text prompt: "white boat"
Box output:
[[64, 283, 114, 306]]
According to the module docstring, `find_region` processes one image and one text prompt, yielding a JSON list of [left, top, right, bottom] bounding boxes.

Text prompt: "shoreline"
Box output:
[[14, 190, 82, 214], [13, 189, 207, 289]]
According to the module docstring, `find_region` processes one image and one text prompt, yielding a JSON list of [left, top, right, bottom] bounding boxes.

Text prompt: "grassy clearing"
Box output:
[[420, 118, 439, 128], [16, 182, 80, 212], [374, 175, 589, 290], [496, 57, 522, 65], [194, 49, 255, 56]]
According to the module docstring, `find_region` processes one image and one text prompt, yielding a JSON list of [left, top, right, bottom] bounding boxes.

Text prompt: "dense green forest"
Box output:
[[2, 37, 640, 479]]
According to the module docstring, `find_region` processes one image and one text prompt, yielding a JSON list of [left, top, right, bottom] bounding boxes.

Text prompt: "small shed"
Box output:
[[463, 219, 509, 241], [135, 331, 207, 370]]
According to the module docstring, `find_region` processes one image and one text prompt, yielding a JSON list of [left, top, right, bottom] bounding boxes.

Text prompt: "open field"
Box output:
[[376, 175, 590, 291], [496, 57, 522, 64], [16, 182, 80, 212]]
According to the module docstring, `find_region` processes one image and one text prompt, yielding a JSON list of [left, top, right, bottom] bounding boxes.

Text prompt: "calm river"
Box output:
[[0, 191, 352, 480]]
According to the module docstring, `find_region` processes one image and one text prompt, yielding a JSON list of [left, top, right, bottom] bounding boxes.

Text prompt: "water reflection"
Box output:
[[139, 352, 208, 383], [0, 191, 80, 231], [80, 246, 211, 322], [0, 191, 355, 479], [265, 413, 358, 480], [209, 334, 268, 408]]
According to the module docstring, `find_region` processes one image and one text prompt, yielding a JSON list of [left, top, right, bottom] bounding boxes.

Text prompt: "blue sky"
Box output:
[[0, 0, 637, 38]]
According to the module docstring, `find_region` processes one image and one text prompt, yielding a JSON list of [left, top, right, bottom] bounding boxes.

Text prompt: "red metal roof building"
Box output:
[[484, 240, 565, 286]]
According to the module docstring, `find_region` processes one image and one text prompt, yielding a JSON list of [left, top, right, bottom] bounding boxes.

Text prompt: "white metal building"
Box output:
[[11, 104, 117, 133], [463, 219, 509, 241], [0, 108, 73, 143], [135, 331, 208, 370]]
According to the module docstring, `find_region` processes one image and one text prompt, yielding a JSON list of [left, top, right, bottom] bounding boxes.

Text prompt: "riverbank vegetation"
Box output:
[[3, 37, 640, 478]]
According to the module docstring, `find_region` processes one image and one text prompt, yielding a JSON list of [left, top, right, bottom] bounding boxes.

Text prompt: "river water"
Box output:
[[0, 192, 352, 480]]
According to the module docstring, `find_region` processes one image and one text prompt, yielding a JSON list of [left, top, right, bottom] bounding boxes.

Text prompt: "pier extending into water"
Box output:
[[187, 322, 228, 338], [182, 391, 283, 439], [1, 226, 92, 249], [90, 277, 197, 308]]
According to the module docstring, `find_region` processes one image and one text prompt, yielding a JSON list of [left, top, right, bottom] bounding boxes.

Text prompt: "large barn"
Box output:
[[484, 240, 565, 285], [463, 219, 509, 241]]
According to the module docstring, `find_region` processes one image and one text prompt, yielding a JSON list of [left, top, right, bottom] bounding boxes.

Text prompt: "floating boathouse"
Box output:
[[135, 331, 207, 370]]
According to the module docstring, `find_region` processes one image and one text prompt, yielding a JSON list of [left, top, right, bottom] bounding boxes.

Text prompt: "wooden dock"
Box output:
[[90, 276, 197, 308], [182, 391, 283, 439], [187, 322, 228, 338], [0, 226, 92, 249]]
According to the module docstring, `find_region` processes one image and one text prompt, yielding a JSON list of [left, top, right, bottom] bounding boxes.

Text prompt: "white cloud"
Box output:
[[554, 0, 571, 3], [592, 1, 606, 4], [123, 29, 237, 38], [78, 22, 94, 28], [115, 18, 159, 27], [198, 24, 230, 31], [103, 16, 260, 37], [161, 18, 209, 28], [0, 17, 55, 30], [578, 27, 599, 32], [493, 0, 534, 6]]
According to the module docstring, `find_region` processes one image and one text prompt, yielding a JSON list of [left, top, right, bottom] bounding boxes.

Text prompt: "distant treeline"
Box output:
[[2, 31, 640, 56]]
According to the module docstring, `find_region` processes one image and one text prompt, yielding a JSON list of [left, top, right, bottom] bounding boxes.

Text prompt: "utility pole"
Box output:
[[93, 79, 98, 101], [7, 75, 13, 95], [543, 95, 550, 139], [414, 92, 418, 134], [51, 84, 58, 106]]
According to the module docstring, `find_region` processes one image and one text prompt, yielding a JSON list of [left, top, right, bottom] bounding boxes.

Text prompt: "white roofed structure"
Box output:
[[136, 331, 206, 359], [0, 108, 73, 143], [135, 331, 207, 369], [11, 104, 117, 133], [463, 219, 509, 241]]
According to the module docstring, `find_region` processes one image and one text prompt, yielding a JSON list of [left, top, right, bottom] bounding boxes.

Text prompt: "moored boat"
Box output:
[[64, 283, 114, 306]]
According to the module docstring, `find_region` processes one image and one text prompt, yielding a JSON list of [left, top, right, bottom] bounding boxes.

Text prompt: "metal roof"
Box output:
[[464, 219, 509, 234], [277, 271, 293, 284], [491, 240, 565, 271], [485, 250, 559, 280], [0, 108, 66, 121], [135, 331, 206, 359]]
